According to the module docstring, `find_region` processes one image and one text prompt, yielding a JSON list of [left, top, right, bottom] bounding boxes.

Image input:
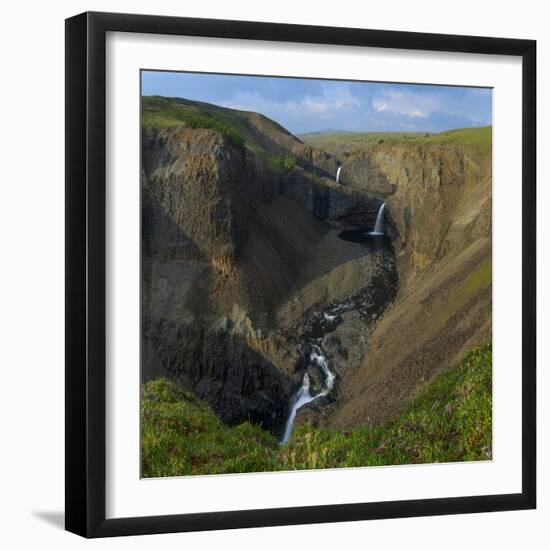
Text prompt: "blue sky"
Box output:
[[142, 71, 492, 134]]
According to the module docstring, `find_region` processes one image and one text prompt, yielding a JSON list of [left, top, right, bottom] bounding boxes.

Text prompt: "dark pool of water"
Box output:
[[338, 228, 391, 248]]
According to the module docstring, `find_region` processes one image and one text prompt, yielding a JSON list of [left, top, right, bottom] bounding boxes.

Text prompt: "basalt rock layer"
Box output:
[[302, 130, 492, 428], [143, 96, 492, 436], [141, 97, 392, 434]]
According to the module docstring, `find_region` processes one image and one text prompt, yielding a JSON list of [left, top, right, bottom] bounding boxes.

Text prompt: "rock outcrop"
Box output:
[[142, 96, 492, 436], [144, 317, 294, 432], [367, 144, 491, 280], [141, 98, 392, 435], [322, 138, 492, 281], [301, 131, 493, 429], [142, 127, 249, 261]]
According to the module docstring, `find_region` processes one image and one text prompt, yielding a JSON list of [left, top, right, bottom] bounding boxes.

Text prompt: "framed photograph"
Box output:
[[65, 11, 536, 537]]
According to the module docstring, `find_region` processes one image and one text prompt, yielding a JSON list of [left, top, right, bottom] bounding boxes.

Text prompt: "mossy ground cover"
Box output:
[[269, 156, 298, 174], [142, 344, 492, 477], [462, 257, 492, 299]]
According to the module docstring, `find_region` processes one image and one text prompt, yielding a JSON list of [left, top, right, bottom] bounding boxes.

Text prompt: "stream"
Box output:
[[280, 201, 394, 445]]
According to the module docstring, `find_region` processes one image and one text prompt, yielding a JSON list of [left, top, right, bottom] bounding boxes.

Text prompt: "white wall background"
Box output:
[[0, 1, 546, 548]]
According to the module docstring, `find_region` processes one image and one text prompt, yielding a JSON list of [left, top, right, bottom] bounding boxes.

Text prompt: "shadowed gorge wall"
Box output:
[[142, 97, 491, 438], [301, 130, 492, 428], [141, 97, 395, 434]]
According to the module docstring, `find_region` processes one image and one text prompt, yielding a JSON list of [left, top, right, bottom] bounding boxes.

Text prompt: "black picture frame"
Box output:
[[65, 11, 536, 538]]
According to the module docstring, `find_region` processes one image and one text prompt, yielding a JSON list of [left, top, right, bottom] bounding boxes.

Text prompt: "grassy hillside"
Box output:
[[141, 381, 279, 477], [142, 344, 492, 477], [142, 95, 296, 156], [300, 126, 492, 156]]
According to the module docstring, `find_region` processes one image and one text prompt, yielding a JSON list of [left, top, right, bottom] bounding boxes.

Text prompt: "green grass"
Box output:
[[183, 114, 245, 150], [301, 126, 492, 157], [413, 126, 492, 155], [141, 96, 203, 128], [141, 380, 280, 477], [141, 95, 291, 157], [269, 156, 298, 174], [142, 95, 305, 176], [142, 96, 246, 150], [284, 344, 492, 469], [142, 344, 492, 477]]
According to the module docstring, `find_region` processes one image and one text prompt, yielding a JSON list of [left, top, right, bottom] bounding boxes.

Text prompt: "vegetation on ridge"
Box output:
[[141, 344, 492, 477], [142, 96, 246, 150], [270, 156, 298, 174], [141, 96, 306, 169], [301, 126, 492, 156]]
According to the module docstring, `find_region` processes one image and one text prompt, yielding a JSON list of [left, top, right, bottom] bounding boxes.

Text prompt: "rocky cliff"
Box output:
[[366, 143, 490, 280], [302, 129, 492, 428], [306, 130, 491, 271], [142, 97, 492, 437], [141, 97, 393, 434]]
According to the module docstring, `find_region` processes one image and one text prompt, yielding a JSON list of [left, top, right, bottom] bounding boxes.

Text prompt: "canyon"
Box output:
[[141, 96, 492, 441]]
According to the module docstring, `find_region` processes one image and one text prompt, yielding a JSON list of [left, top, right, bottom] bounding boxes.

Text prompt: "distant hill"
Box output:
[[301, 127, 492, 156], [298, 129, 357, 138]]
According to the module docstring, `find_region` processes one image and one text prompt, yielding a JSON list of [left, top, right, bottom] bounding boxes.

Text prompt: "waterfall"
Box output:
[[281, 345, 335, 445], [281, 373, 312, 445], [370, 202, 386, 235], [310, 347, 335, 395], [336, 166, 342, 184]]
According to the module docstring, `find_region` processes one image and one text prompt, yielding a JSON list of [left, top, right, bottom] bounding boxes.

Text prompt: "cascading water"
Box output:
[[336, 165, 342, 184], [370, 202, 386, 235], [280, 373, 312, 445], [281, 345, 335, 445]]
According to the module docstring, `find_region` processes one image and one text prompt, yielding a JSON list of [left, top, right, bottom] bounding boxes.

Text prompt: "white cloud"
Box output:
[[221, 85, 362, 117], [215, 84, 490, 134], [372, 88, 437, 118]]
